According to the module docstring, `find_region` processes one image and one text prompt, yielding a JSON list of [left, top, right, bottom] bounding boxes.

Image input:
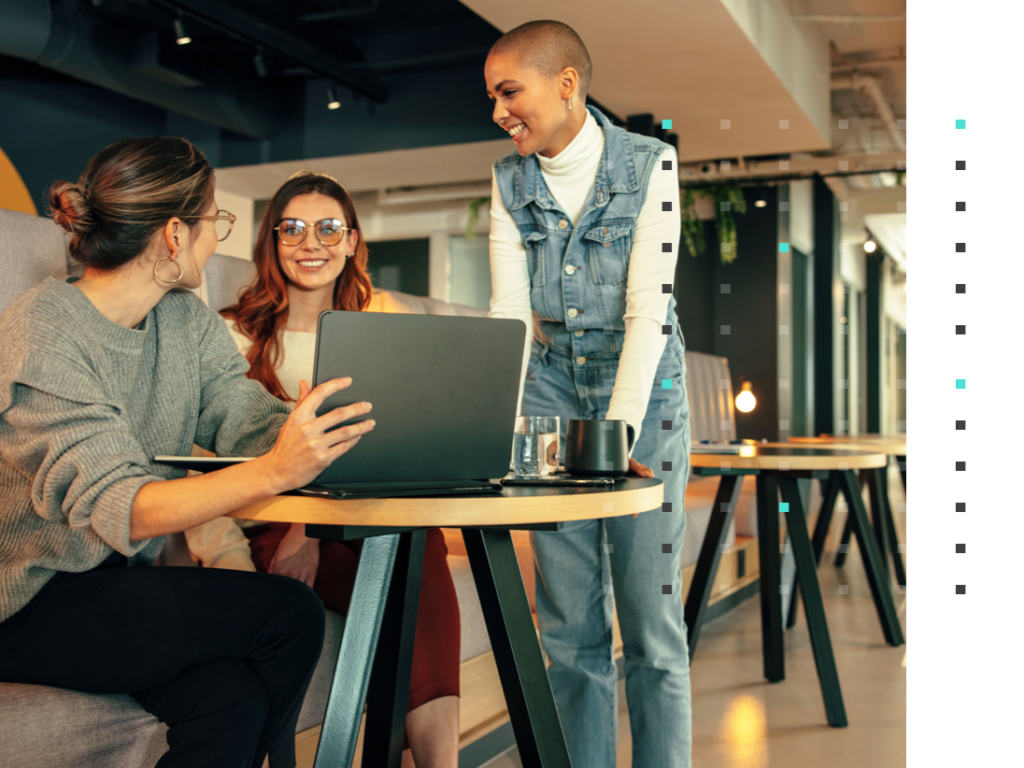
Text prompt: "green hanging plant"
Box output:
[[680, 185, 747, 264], [465, 197, 490, 239]]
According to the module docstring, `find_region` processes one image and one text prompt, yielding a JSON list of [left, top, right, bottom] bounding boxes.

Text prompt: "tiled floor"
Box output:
[[485, 481, 907, 768]]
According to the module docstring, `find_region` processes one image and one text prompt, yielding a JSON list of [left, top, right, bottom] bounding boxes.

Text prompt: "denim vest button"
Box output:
[[602, 242, 611, 248], [565, 265, 576, 275], [567, 308, 578, 318], [558, 219, 568, 229], [576, 356, 587, 365], [574, 330, 585, 337]]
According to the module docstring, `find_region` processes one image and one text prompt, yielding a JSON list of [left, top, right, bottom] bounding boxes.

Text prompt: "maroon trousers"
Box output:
[[245, 524, 460, 713]]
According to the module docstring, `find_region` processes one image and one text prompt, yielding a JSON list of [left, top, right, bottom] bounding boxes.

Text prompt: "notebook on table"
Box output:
[[155, 310, 527, 499]]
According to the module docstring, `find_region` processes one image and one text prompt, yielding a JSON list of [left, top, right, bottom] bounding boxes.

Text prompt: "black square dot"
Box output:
[[662, 502, 673, 513], [662, 584, 673, 594], [956, 243, 966, 252], [662, 243, 672, 253], [956, 201, 966, 211], [662, 461, 673, 472], [956, 284, 966, 293], [662, 201, 673, 212], [662, 543, 673, 554], [956, 502, 966, 512], [956, 420, 966, 430], [662, 284, 673, 294], [662, 160, 672, 171], [956, 325, 966, 335], [956, 543, 966, 553], [662, 325, 673, 335], [956, 585, 966, 595], [956, 160, 966, 170], [662, 420, 673, 430], [956, 461, 966, 471]]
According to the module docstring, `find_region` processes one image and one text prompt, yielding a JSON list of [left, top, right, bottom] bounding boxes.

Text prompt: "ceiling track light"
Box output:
[[326, 86, 341, 110], [253, 50, 269, 78], [173, 17, 191, 45]]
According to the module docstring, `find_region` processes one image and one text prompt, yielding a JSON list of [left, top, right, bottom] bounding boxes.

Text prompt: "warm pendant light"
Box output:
[[736, 381, 756, 413]]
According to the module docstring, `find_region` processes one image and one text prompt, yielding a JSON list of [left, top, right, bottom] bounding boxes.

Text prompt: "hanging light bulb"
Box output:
[[754, 200, 767, 208], [326, 86, 341, 110], [864, 239, 877, 253], [736, 381, 757, 413], [173, 17, 191, 45]]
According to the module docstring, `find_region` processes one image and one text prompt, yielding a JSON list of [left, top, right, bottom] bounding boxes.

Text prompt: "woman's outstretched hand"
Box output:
[[259, 377, 375, 494], [627, 458, 655, 518], [269, 523, 320, 588]]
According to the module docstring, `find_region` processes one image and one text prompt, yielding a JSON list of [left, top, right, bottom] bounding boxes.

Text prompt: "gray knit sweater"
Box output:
[[0, 277, 290, 623]]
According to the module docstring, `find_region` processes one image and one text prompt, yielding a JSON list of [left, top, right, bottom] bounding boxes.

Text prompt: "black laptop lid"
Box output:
[[311, 311, 526, 485]]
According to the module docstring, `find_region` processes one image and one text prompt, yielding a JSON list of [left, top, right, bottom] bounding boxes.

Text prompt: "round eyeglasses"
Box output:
[[274, 218, 353, 247], [191, 210, 236, 242]]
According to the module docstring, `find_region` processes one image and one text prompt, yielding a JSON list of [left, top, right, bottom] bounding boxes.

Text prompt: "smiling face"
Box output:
[[485, 52, 582, 159], [276, 192, 357, 293]]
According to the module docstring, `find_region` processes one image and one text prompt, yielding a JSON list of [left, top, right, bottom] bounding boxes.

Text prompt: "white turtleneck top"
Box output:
[[488, 109, 681, 450]]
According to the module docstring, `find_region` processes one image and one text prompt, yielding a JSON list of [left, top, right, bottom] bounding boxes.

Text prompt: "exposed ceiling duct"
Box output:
[[1, 0, 285, 139], [831, 72, 905, 152]]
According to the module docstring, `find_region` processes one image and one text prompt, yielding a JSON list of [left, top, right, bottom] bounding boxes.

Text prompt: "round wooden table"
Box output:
[[231, 478, 663, 768], [685, 445, 901, 729]]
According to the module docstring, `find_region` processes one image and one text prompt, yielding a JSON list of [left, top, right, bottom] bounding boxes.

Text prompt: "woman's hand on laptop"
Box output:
[[260, 377, 375, 493]]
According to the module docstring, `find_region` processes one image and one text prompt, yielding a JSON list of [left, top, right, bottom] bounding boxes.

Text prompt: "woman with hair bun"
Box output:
[[485, 20, 692, 768], [0, 137, 376, 768], [186, 171, 462, 768]]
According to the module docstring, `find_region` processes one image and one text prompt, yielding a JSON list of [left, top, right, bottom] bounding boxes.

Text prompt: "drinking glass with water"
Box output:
[[513, 416, 560, 477]]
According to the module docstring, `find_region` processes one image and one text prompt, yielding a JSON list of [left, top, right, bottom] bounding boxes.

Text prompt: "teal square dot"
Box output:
[[662, 119, 672, 130], [661, 379, 672, 390], [956, 379, 966, 389], [956, 119, 966, 129], [779, 243, 790, 253], [779, 502, 789, 513]]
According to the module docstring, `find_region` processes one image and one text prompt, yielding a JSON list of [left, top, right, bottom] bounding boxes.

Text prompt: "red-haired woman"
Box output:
[[186, 172, 461, 768]]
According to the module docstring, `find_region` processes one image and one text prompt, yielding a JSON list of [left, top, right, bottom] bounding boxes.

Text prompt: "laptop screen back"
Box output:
[[311, 311, 526, 485]]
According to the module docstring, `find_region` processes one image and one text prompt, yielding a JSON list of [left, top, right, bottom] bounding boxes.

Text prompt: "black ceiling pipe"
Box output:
[[1, 0, 285, 139]]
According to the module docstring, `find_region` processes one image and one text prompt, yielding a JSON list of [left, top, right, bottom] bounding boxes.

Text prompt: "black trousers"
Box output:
[[0, 556, 326, 768]]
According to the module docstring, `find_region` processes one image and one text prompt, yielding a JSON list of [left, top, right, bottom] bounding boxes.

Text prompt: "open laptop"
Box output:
[[156, 310, 527, 498]]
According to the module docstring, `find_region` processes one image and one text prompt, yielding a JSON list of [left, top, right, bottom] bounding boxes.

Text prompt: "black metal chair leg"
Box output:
[[897, 455, 906, 493], [463, 529, 572, 768], [779, 478, 848, 727], [755, 475, 784, 682], [313, 534, 401, 768], [362, 530, 427, 768], [686, 474, 743, 662], [838, 471, 905, 646], [787, 472, 840, 629], [864, 469, 891, 583], [833, 516, 853, 567], [878, 459, 907, 587]]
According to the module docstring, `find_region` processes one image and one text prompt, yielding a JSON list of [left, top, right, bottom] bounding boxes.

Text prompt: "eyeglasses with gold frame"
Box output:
[[191, 210, 236, 242]]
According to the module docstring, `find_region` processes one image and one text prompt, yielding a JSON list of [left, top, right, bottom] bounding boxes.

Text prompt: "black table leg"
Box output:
[[685, 473, 743, 662], [361, 530, 426, 768], [755, 475, 784, 683], [897, 455, 906, 493], [838, 471, 905, 646], [462, 529, 572, 768], [786, 472, 840, 629], [868, 464, 907, 588], [779, 477, 848, 727], [864, 469, 892, 583], [313, 534, 401, 768], [834, 469, 868, 568]]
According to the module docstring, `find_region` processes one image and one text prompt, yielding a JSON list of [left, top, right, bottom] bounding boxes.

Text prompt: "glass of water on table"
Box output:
[[513, 416, 560, 477]]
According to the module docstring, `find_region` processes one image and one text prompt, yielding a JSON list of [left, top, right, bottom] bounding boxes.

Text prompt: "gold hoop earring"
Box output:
[[154, 256, 184, 284]]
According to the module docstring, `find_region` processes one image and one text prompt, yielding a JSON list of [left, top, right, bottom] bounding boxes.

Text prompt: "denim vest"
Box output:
[[493, 105, 684, 365]]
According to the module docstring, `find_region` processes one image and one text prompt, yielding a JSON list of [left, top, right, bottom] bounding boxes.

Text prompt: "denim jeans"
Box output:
[[523, 343, 692, 768]]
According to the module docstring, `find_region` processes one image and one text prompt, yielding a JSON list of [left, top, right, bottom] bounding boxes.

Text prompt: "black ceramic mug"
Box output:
[[564, 419, 636, 477]]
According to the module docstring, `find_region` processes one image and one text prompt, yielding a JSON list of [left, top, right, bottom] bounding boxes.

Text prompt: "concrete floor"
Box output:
[[485, 483, 908, 768]]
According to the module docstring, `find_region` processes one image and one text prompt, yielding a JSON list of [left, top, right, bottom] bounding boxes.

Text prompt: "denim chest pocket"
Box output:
[[521, 231, 548, 287], [582, 223, 632, 285]]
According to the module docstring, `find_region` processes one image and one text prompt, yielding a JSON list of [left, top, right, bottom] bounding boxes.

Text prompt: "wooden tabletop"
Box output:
[[691, 445, 887, 471], [229, 477, 663, 528], [788, 435, 906, 455]]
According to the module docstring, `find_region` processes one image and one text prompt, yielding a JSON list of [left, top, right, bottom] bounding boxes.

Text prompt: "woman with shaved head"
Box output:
[[485, 19, 692, 768]]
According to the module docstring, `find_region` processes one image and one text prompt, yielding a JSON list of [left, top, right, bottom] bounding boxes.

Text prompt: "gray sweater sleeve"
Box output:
[[192, 302, 289, 457]]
